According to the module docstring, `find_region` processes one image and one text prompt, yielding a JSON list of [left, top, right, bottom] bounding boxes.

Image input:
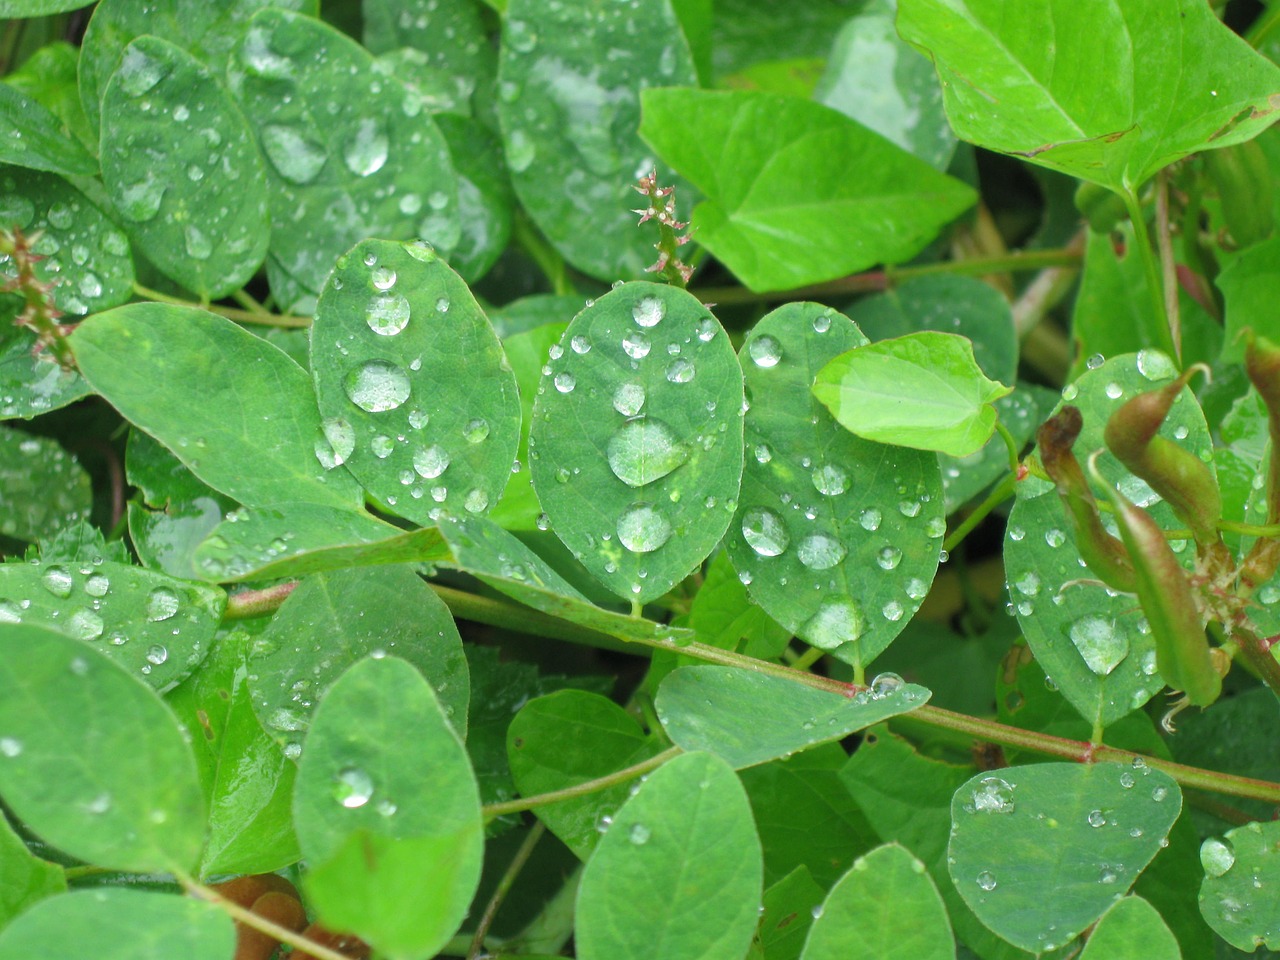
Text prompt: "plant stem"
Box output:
[[994, 421, 1021, 475], [483, 746, 683, 819], [132, 283, 310, 329], [791, 645, 826, 671], [177, 874, 350, 960], [1155, 170, 1182, 363], [943, 474, 1017, 554], [1120, 189, 1179, 362], [1233, 626, 1280, 700], [223, 581, 300, 620], [466, 821, 545, 960], [512, 213, 574, 297]]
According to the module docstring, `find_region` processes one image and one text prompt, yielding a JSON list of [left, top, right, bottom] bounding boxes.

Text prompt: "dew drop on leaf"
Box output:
[[612, 382, 646, 417], [632, 296, 665, 327], [869, 672, 903, 698], [84, 574, 110, 598], [0, 737, 21, 758], [748, 334, 782, 368], [554, 372, 576, 393], [801, 597, 864, 651], [1069, 615, 1129, 676], [622, 330, 651, 359], [69, 610, 104, 641], [882, 600, 904, 621], [1201, 837, 1235, 877], [464, 418, 490, 443], [811, 463, 848, 496], [464, 489, 489, 513], [969, 776, 1015, 814], [606, 418, 689, 487], [665, 358, 694, 383], [334, 767, 373, 808], [859, 508, 882, 532], [145, 644, 168, 665], [741, 507, 789, 557], [413, 444, 450, 479], [345, 360, 411, 412], [146, 587, 180, 622], [628, 823, 650, 845], [876, 546, 902, 570], [1136, 348, 1177, 381], [617, 503, 672, 553], [797, 533, 846, 570], [260, 124, 327, 185], [371, 435, 395, 458], [343, 117, 389, 177], [367, 294, 410, 335]]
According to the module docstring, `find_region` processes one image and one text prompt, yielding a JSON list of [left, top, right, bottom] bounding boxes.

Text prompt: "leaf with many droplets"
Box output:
[[1003, 351, 1213, 729], [655, 666, 929, 769], [1199, 820, 1280, 951], [0, 426, 90, 542], [948, 762, 1181, 954], [0, 165, 134, 318], [100, 37, 269, 299], [295, 655, 483, 959], [940, 386, 1052, 514], [801, 843, 953, 960], [231, 9, 459, 313], [250, 565, 468, 756], [363, 0, 494, 112], [0, 624, 206, 873], [311, 238, 519, 524], [530, 282, 744, 604], [0, 326, 91, 422], [0, 558, 224, 693], [727, 304, 943, 671], [0, 889, 235, 960], [639, 88, 976, 292], [507, 689, 666, 860], [0, 810, 64, 928], [70, 303, 362, 509], [576, 751, 762, 960], [497, 0, 698, 280], [1079, 896, 1180, 960], [0, 82, 96, 176]]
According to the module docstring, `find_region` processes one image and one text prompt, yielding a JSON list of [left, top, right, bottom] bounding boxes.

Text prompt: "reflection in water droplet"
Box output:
[[554, 372, 576, 393], [813, 312, 833, 334], [623, 330, 651, 359], [801, 598, 864, 651], [748, 335, 782, 368], [696, 317, 717, 341], [316, 417, 355, 469], [612, 383, 646, 417], [870, 672, 903, 697], [632, 296, 665, 327], [665, 359, 694, 383], [414, 444, 450, 479], [607, 418, 689, 488], [571, 335, 592, 354], [1069, 615, 1129, 676], [345, 360, 410, 412], [464, 489, 489, 513], [742, 507, 789, 557], [969, 776, 1015, 813], [1201, 837, 1235, 877], [42, 566, 73, 598], [882, 600, 904, 621], [117, 45, 168, 96], [617, 503, 672, 553], [146, 644, 168, 665], [876, 546, 902, 570], [367, 294, 410, 335], [371, 435, 395, 458], [343, 117, 389, 176], [260, 124, 327, 184], [1136, 348, 1177, 381], [85, 574, 111, 598], [811, 463, 848, 496], [69, 610, 104, 641], [859, 508, 881, 531], [976, 871, 997, 891], [184, 224, 213, 260], [629, 823, 650, 845], [146, 587, 180, 622], [464, 418, 490, 443], [797, 533, 846, 570], [334, 767, 374, 808]]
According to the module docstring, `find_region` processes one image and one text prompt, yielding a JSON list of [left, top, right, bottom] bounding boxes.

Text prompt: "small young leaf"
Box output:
[[0, 812, 65, 928], [295, 655, 483, 959], [576, 751, 763, 960], [1079, 896, 1180, 960], [1199, 820, 1280, 952], [0, 624, 206, 873], [812, 331, 1013, 458], [0, 426, 90, 543]]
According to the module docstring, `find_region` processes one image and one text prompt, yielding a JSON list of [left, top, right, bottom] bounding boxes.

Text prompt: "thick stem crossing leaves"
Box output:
[[530, 282, 744, 604], [0, 624, 206, 873], [727, 304, 944, 671], [310, 238, 520, 526]]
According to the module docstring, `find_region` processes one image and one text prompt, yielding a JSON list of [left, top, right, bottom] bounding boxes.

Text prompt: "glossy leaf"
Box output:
[[813, 331, 1013, 458], [0, 426, 90, 542], [100, 36, 269, 299], [295, 655, 483, 959], [0, 811, 64, 929], [0, 165, 134, 318], [948, 762, 1181, 953], [497, 0, 697, 280], [311, 238, 520, 525], [727, 304, 944, 670], [70, 303, 362, 509], [0, 558, 224, 693], [1218, 234, 1280, 363], [1004, 352, 1213, 729], [0, 325, 92, 422], [231, 8, 459, 312], [250, 565, 469, 754], [0, 624, 205, 873], [801, 843, 953, 960], [757, 867, 824, 960], [0, 83, 95, 176], [1080, 896, 1180, 960], [687, 551, 790, 660], [435, 114, 513, 283], [1199, 819, 1280, 951], [363, 0, 493, 111], [576, 751, 762, 960], [507, 689, 664, 859], [655, 666, 929, 769], [639, 88, 976, 291], [530, 282, 743, 603], [898, 0, 1280, 192], [0, 889, 235, 960]]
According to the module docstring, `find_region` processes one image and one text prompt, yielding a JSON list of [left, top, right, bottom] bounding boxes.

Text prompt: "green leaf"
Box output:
[[310, 238, 520, 525], [757, 866, 824, 960], [639, 88, 976, 292], [529, 281, 744, 603], [728, 304, 945, 670], [295, 655, 483, 959], [70, 302, 362, 509], [0, 165, 135, 318], [801, 843, 953, 960], [1079, 896, 1180, 960], [508, 689, 664, 859], [813, 331, 1013, 458], [897, 0, 1280, 193], [231, 8, 459, 313], [0, 310, 91, 422], [687, 551, 790, 660], [435, 114, 514, 283], [576, 751, 762, 960], [0, 811, 64, 929], [165, 623, 299, 877], [939, 386, 1050, 514], [497, 0, 697, 280], [0, 624, 205, 873], [948, 762, 1181, 953], [1004, 352, 1213, 729], [251, 565, 469, 753], [1199, 819, 1280, 952], [100, 36, 270, 299], [0, 426, 90, 542], [0, 0, 94, 15], [0, 558, 224, 693], [813, 8, 957, 170], [655, 666, 928, 769], [0, 889, 235, 960], [1219, 234, 1280, 363], [4, 41, 93, 152], [0, 83, 95, 177]]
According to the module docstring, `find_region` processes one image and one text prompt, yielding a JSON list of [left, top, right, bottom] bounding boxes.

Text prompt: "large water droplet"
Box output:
[[748, 335, 782, 368], [1069, 615, 1129, 676], [42, 566, 73, 598], [811, 463, 848, 496], [797, 533, 846, 570], [260, 124, 327, 184], [554, 372, 576, 393], [334, 767, 373, 808], [969, 776, 1015, 814], [117, 45, 168, 96], [976, 871, 997, 891], [632, 296, 665, 327], [414, 444, 450, 479], [617, 503, 672, 553], [622, 330, 651, 359], [859, 509, 882, 531], [665, 358, 694, 383], [118, 171, 165, 221], [607, 417, 689, 487], [69, 610, 104, 641], [343, 117, 389, 176], [801, 597, 864, 651], [184, 224, 212, 260], [876, 546, 902, 570], [464, 418, 490, 443], [315, 417, 355, 469], [145, 643, 168, 665], [345, 360, 410, 412], [464, 489, 489, 513], [1136, 348, 1177, 381], [367, 293, 410, 335], [146, 587, 180, 622], [612, 382, 646, 417], [1201, 837, 1235, 877], [84, 574, 111, 598], [742, 507, 789, 557]]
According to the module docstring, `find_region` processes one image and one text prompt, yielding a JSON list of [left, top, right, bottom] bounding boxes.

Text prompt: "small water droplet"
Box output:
[[334, 767, 374, 808], [612, 382, 646, 417], [42, 566, 73, 598], [742, 507, 789, 557], [413, 444, 450, 479], [571, 334, 592, 354], [748, 334, 782, 368], [665, 358, 694, 383], [976, 871, 997, 891], [811, 463, 848, 496], [882, 600, 904, 621], [607, 418, 689, 487], [876, 545, 903, 570], [870, 672, 903, 697], [813, 312, 833, 334], [343, 117, 389, 176], [1201, 838, 1235, 876], [554, 372, 576, 393], [1136, 348, 1177, 381], [628, 823, 650, 845], [84, 574, 110, 597], [801, 597, 864, 651], [367, 293, 410, 335], [1044, 528, 1066, 548], [371, 435, 395, 458], [464, 418, 490, 443], [622, 330, 651, 359], [145, 644, 168, 665], [1069, 615, 1129, 676], [859, 508, 882, 532], [1086, 354, 1105, 370], [1087, 809, 1106, 828], [1105, 382, 1124, 400], [969, 776, 1016, 814], [617, 503, 672, 553], [464, 489, 489, 513], [0, 737, 21, 758], [632, 296, 665, 327]]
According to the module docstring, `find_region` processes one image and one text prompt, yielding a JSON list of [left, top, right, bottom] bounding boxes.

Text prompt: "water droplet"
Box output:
[[414, 445, 450, 479], [632, 296, 665, 327], [345, 360, 410, 412], [748, 335, 782, 368], [925, 515, 946, 538], [1008, 525, 1025, 541], [464, 418, 490, 443], [1013, 571, 1040, 596], [1136, 348, 1177, 381], [554, 372, 576, 393], [1086, 353, 1105, 370], [1087, 809, 1106, 828], [117, 45, 167, 96], [1152, 785, 1168, 802], [69, 610, 104, 641], [371, 435, 395, 458], [367, 293, 410, 335], [570, 335, 592, 355], [1069, 615, 1129, 676], [665, 358, 694, 383], [696, 317, 718, 341], [976, 871, 997, 891], [628, 823, 650, 845], [1098, 865, 1119, 884], [870, 672, 903, 698], [146, 644, 168, 665], [622, 330, 651, 359], [84, 574, 110, 597], [607, 418, 689, 487], [1105, 382, 1124, 400], [408, 409, 429, 430], [370, 266, 396, 290], [83, 792, 112, 814], [42, 566, 73, 598], [811, 463, 848, 496], [315, 417, 355, 469], [859, 508, 882, 532], [801, 598, 864, 651], [898, 500, 921, 518], [146, 587, 180, 622], [612, 382, 646, 417], [968, 776, 1015, 815], [882, 600, 904, 621], [742, 507, 789, 557], [617, 503, 672, 553], [1201, 838, 1235, 877], [813, 312, 833, 333], [1045, 528, 1066, 548], [183, 224, 212, 260], [343, 117, 389, 176], [1119, 772, 1135, 788], [334, 767, 373, 808], [260, 124, 327, 184], [464, 489, 489, 514], [0, 737, 21, 758], [876, 546, 903, 570]]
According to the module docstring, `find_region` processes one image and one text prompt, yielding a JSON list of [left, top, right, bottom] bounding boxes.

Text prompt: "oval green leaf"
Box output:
[[728, 304, 944, 670], [0, 624, 205, 873], [0, 812, 64, 928], [295, 655, 483, 959], [1080, 896, 1181, 960], [1199, 819, 1280, 952], [576, 751, 762, 960], [529, 281, 744, 603], [311, 238, 520, 525], [0, 83, 96, 176], [0, 426, 90, 543]]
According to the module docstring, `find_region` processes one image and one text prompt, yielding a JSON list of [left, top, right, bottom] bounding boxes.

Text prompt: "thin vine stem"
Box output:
[[1155, 170, 1182, 363], [132, 283, 310, 328], [943, 474, 1018, 555], [1119, 189, 1179, 362], [467, 821, 546, 960], [177, 873, 350, 960], [483, 746, 683, 819]]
